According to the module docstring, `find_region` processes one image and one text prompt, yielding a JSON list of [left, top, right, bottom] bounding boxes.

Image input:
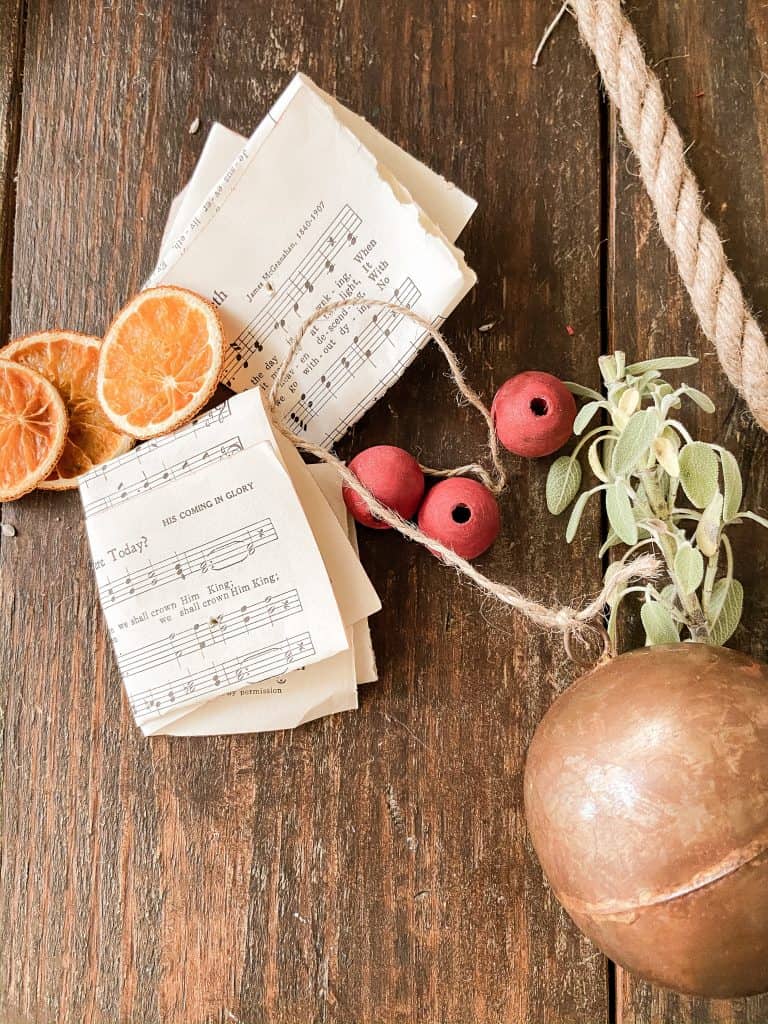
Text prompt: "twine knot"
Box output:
[[554, 608, 578, 629]]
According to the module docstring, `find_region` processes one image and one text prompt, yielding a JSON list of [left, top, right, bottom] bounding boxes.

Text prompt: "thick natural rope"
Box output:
[[568, 0, 768, 430], [267, 298, 660, 648]]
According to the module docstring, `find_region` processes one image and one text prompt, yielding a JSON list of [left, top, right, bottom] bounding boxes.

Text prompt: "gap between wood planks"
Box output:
[[0, 0, 28, 346], [0, 0, 29, 554], [597, 36, 620, 1024], [535, 11, 621, 1019]]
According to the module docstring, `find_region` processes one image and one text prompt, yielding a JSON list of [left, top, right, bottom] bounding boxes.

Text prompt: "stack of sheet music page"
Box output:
[[81, 73, 477, 735]]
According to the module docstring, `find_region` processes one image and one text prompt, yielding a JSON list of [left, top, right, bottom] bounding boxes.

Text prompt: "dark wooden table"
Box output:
[[2, 2, 768, 1022]]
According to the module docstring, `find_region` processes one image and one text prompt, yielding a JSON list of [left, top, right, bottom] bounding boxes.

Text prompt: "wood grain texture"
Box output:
[[606, 1, 768, 1022], [0, 2, 607, 1023], [328, 4, 607, 1022], [2, 0, 768, 1021], [0, 0, 24, 340]]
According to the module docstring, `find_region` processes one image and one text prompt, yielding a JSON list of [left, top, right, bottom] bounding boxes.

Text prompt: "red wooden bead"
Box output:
[[417, 477, 500, 560], [343, 445, 425, 530], [492, 371, 577, 457]]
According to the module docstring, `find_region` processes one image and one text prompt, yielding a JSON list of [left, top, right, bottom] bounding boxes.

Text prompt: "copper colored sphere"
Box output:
[[524, 643, 768, 997]]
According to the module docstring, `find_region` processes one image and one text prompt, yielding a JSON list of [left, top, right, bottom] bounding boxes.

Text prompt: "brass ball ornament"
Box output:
[[525, 353, 768, 998], [524, 644, 768, 998]]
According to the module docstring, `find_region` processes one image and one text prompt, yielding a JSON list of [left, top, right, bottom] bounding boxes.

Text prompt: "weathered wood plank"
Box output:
[[0, 5, 229, 1022], [0, 0, 24, 339], [260, 8, 609, 1018], [607, 1, 768, 1020], [0, 2, 607, 1022]]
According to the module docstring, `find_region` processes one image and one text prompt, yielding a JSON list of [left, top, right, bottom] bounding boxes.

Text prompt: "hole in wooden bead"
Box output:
[[530, 396, 549, 416], [451, 503, 472, 524]]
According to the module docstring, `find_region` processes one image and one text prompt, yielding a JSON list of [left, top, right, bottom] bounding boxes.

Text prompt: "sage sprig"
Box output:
[[546, 351, 767, 649]]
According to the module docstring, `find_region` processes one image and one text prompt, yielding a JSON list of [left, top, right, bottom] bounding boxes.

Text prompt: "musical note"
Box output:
[[82, 436, 245, 515], [119, 589, 303, 678], [284, 276, 422, 435], [101, 519, 278, 608], [222, 205, 363, 382], [129, 632, 315, 718], [318, 306, 433, 446], [81, 381, 355, 733]]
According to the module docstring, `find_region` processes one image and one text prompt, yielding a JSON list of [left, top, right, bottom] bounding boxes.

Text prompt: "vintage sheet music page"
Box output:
[[80, 389, 354, 729], [147, 73, 477, 448], [158, 84, 476, 254], [156, 464, 375, 736]]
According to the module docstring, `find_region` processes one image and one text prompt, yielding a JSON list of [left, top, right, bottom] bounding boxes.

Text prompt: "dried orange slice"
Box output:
[[97, 287, 224, 439], [3, 331, 133, 490], [0, 361, 68, 501]]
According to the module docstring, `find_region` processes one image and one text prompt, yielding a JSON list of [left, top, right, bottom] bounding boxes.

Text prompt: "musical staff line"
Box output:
[[81, 400, 234, 491], [82, 437, 245, 515], [285, 277, 422, 434], [130, 631, 316, 718], [319, 312, 443, 447], [120, 589, 302, 677], [320, 344, 421, 444], [222, 204, 362, 383], [100, 519, 278, 608]]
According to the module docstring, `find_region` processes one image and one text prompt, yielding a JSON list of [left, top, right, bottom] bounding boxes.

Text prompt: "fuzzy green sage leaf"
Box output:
[[680, 386, 716, 414], [625, 356, 698, 375], [588, 439, 609, 483], [695, 491, 723, 557], [605, 481, 638, 545], [546, 456, 582, 515], [618, 387, 640, 417], [720, 449, 743, 523], [599, 354, 620, 384], [679, 442, 719, 509], [674, 542, 704, 596], [564, 381, 603, 402], [611, 408, 658, 478], [565, 489, 595, 543], [740, 510, 768, 530], [709, 578, 744, 646], [573, 401, 602, 436], [548, 351, 757, 647], [640, 599, 680, 645], [603, 560, 628, 608], [652, 435, 680, 477], [598, 530, 621, 557]]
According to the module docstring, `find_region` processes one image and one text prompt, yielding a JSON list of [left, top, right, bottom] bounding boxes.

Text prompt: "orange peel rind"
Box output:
[[0, 361, 68, 501], [3, 330, 133, 489], [97, 286, 224, 439]]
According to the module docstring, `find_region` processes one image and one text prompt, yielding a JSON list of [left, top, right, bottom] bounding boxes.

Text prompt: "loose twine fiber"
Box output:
[[566, 0, 768, 430], [264, 1, 768, 654], [267, 298, 660, 660]]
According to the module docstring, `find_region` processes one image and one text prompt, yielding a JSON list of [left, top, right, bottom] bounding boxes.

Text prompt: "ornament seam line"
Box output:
[[558, 834, 768, 918]]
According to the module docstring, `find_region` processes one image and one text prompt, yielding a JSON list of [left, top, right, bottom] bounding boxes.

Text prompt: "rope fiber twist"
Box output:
[[570, 0, 768, 429]]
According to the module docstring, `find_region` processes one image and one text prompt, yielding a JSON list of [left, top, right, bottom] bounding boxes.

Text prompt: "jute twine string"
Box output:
[[559, 0, 768, 431], [267, 297, 660, 656], [270, 298, 508, 495]]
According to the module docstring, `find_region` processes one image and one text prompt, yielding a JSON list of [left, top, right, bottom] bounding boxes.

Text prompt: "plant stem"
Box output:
[[701, 553, 719, 617], [638, 469, 708, 640]]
